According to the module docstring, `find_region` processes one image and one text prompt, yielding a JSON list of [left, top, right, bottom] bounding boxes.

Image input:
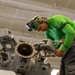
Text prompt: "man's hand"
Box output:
[[60, 39, 65, 44], [55, 49, 64, 57]]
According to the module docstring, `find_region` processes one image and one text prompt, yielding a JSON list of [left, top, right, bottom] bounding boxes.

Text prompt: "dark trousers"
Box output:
[[60, 42, 75, 75]]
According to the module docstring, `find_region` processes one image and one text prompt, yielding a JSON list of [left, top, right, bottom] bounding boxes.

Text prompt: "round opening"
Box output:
[[6, 44, 12, 49], [18, 44, 33, 56]]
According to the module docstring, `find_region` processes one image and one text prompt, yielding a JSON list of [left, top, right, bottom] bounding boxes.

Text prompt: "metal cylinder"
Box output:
[[15, 42, 35, 59]]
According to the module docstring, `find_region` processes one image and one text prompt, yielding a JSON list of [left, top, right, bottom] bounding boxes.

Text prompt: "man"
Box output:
[[26, 14, 75, 75]]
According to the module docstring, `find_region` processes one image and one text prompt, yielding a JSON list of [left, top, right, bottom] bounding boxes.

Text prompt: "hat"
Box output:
[[31, 15, 48, 30], [26, 15, 48, 31]]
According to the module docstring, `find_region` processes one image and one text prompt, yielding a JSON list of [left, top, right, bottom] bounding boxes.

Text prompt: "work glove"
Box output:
[[59, 39, 65, 44], [55, 49, 64, 57], [54, 39, 65, 57]]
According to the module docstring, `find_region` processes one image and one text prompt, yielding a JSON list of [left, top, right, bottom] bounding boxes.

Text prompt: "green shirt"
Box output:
[[45, 14, 75, 52]]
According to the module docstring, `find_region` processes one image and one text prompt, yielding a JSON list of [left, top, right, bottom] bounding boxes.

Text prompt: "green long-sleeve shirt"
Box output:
[[45, 14, 75, 52]]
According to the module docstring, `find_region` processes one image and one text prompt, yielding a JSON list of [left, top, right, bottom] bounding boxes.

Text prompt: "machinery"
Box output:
[[0, 35, 56, 75]]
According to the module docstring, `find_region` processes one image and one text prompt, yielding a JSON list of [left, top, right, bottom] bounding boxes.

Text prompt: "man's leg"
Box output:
[[65, 47, 75, 75], [60, 57, 65, 75]]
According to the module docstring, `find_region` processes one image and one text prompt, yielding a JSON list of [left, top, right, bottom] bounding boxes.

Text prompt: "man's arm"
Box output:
[[52, 15, 75, 57], [60, 23, 75, 52]]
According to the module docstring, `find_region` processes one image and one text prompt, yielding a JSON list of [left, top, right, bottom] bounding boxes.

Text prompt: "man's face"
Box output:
[[36, 22, 49, 32]]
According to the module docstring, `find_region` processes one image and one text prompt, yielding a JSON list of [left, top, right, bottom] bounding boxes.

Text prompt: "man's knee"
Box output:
[[65, 65, 75, 75]]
